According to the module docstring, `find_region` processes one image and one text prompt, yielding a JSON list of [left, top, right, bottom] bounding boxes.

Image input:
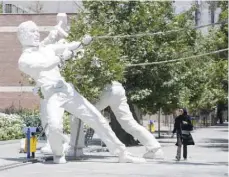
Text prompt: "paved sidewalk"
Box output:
[[0, 124, 228, 177]]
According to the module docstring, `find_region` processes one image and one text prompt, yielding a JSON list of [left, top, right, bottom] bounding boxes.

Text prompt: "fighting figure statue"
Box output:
[[17, 20, 146, 164], [39, 13, 164, 160]]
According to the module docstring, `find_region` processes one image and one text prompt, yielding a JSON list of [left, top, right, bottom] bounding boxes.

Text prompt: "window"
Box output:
[[5, 4, 12, 13]]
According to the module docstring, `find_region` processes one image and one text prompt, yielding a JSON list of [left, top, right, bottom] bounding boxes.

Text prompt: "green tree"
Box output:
[[177, 1, 228, 117], [0, 2, 3, 13], [64, 1, 198, 114]]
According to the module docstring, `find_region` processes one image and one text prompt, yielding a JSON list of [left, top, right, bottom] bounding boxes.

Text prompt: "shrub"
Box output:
[[0, 110, 71, 141]]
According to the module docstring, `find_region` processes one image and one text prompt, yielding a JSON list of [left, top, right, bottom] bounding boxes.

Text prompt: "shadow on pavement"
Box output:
[[217, 129, 228, 132], [37, 154, 119, 165], [1, 155, 118, 166], [158, 141, 176, 144], [208, 124, 228, 128], [1, 157, 26, 163], [156, 160, 228, 166], [202, 138, 228, 144], [198, 144, 228, 152], [198, 138, 228, 152], [215, 123, 228, 127]]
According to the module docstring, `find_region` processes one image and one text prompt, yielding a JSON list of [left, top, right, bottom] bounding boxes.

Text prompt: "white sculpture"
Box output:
[[68, 81, 164, 159], [40, 13, 97, 157], [67, 81, 164, 159], [17, 20, 146, 164], [94, 81, 164, 159], [38, 13, 67, 154], [38, 13, 100, 157], [40, 13, 163, 160]]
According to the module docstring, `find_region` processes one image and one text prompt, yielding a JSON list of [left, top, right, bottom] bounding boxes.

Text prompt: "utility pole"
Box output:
[[195, 0, 200, 26], [158, 108, 161, 138]]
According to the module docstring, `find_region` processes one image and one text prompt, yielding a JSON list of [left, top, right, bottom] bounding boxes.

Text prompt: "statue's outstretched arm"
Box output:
[[51, 35, 93, 55], [41, 21, 68, 46], [50, 41, 82, 55], [40, 29, 59, 46]]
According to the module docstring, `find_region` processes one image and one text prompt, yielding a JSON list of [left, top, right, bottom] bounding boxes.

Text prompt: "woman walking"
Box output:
[[172, 108, 195, 161]]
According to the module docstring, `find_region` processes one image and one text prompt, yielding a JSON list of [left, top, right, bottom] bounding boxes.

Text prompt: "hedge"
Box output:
[[0, 111, 70, 141]]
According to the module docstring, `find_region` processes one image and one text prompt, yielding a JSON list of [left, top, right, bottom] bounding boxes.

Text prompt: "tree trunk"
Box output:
[[106, 104, 140, 146], [217, 102, 226, 124], [219, 112, 223, 124]]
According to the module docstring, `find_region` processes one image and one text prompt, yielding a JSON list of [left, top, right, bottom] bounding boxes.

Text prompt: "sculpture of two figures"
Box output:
[[17, 13, 163, 164]]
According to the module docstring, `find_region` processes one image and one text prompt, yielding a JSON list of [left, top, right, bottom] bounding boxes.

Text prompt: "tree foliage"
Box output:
[[64, 1, 196, 112], [178, 1, 228, 112], [0, 2, 2, 13], [63, 1, 227, 114]]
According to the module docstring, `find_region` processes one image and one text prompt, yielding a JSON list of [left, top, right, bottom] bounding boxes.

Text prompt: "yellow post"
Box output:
[[148, 120, 155, 133], [150, 124, 155, 132]]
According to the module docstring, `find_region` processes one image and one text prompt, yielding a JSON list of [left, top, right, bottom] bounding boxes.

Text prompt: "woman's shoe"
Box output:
[[175, 156, 180, 161]]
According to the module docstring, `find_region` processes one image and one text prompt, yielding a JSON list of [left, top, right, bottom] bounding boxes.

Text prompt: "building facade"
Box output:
[[2, 1, 82, 14]]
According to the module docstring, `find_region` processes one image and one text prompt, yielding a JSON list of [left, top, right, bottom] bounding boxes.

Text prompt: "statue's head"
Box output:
[[17, 21, 40, 47], [57, 13, 68, 30]]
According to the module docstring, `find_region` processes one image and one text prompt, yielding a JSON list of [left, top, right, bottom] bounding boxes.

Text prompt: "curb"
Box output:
[[0, 139, 21, 145]]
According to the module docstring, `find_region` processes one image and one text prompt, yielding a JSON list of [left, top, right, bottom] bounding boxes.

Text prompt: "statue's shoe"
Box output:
[[40, 143, 52, 154], [143, 148, 164, 160], [53, 155, 67, 164], [119, 151, 146, 163]]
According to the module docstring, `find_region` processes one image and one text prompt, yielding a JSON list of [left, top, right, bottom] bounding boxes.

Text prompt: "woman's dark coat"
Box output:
[[172, 115, 195, 146]]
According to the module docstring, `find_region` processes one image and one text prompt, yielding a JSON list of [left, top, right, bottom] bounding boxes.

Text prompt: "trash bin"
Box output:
[[24, 133, 37, 153], [148, 120, 155, 133]]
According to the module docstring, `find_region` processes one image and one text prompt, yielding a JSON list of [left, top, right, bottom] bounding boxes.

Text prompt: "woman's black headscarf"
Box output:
[[182, 108, 188, 116]]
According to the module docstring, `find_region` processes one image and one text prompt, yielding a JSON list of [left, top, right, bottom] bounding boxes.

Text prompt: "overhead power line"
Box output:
[[93, 20, 227, 40], [126, 48, 228, 67]]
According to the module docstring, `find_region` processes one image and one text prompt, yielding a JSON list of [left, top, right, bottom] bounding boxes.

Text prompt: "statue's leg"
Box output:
[[108, 82, 163, 159], [44, 94, 67, 164], [94, 86, 111, 111], [40, 99, 67, 154], [40, 99, 51, 153], [65, 86, 110, 158], [63, 90, 146, 163], [67, 115, 85, 158]]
